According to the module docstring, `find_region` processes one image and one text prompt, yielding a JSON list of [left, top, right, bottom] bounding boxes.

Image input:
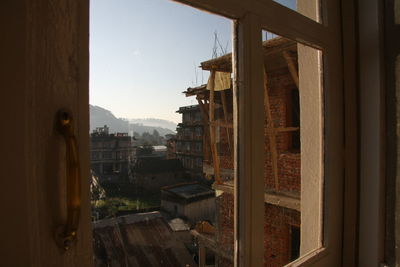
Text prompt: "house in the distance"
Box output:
[[131, 158, 187, 192], [161, 183, 215, 224], [90, 125, 135, 182]]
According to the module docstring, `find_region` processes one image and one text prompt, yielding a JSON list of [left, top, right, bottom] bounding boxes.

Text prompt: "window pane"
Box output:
[[185, 45, 235, 267], [90, 1, 233, 266], [272, 0, 323, 24], [262, 30, 324, 266]]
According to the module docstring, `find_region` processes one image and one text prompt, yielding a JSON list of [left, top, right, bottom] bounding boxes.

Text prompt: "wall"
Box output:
[[162, 197, 215, 223], [216, 192, 300, 267], [264, 204, 300, 267], [161, 199, 185, 217], [215, 193, 235, 266], [183, 197, 216, 223]]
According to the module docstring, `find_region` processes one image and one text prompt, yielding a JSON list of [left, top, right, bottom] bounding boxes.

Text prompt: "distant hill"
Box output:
[[129, 118, 176, 132], [90, 105, 176, 136], [90, 105, 129, 133]]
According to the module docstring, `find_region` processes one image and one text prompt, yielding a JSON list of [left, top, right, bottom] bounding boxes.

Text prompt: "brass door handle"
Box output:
[[56, 109, 81, 251]]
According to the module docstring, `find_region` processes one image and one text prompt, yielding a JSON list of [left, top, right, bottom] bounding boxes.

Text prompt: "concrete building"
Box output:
[[132, 158, 187, 192], [161, 183, 215, 224], [90, 125, 135, 180], [175, 105, 205, 180]]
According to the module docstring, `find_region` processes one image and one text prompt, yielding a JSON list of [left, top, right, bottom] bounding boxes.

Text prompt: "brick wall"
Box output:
[[264, 66, 300, 194], [264, 204, 300, 267], [215, 193, 301, 267], [215, 192, 234, 267]]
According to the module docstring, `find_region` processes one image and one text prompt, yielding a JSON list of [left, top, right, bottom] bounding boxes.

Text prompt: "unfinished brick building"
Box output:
[[188, 37, 301, 267]]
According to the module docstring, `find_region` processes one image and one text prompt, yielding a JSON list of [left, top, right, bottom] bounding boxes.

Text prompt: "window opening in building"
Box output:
[[290, 225, 301, 261], [89, 0, 232, 266]]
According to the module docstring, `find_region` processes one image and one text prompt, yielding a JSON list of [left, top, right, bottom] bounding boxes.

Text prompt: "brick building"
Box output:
[[90, 125, 135, 181], [188, 37, 301, 266], [175, 105, 205, 180]]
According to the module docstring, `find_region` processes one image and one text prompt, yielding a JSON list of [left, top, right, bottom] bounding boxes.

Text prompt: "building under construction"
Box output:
[[187, 37, 301, 267]]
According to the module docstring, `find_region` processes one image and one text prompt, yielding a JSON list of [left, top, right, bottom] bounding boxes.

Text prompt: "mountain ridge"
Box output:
[[90, 105, 176, 136]]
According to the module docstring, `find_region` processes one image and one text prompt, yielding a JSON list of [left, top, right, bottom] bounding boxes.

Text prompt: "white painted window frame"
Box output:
[[172, 0, 344, 266]]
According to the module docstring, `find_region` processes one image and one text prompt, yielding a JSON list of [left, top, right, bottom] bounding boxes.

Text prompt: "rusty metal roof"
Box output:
[[93, 212, 196, 267]]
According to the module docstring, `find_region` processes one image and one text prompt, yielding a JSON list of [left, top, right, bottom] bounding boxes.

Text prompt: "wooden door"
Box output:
[[0, 1, 92, 266]]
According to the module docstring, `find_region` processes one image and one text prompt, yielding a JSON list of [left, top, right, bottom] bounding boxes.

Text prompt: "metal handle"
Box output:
[[56, 109, 81, 251]]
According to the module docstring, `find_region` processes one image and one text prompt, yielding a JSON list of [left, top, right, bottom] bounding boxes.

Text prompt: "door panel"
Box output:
[[0, 0, 92, 266]]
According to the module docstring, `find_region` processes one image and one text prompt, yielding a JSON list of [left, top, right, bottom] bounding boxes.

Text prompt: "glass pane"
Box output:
[[184, 39, 235, 267], [90, 0, 233, 266], [272, 0, 323, 24], [261, 30, 324, 266]]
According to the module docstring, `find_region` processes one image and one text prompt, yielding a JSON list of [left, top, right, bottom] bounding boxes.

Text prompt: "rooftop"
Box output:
[[176, 104, 200, 113], [93, 212, 196, 267], [162, 183, 215, 200], [133, 158, 184, 173]]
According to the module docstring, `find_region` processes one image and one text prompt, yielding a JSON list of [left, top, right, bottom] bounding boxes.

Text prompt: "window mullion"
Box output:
[[234, 13, 265, 267]]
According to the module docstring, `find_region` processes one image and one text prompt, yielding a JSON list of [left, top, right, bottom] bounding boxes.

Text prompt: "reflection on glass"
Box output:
[[272, 0, 322, 23], [262, 31, 323, 266]]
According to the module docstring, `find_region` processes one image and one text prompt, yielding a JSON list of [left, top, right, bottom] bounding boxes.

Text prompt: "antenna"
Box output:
[[212, 31, 228, 58], [194, 62, 198, 85], [212, 31, 218, 58]]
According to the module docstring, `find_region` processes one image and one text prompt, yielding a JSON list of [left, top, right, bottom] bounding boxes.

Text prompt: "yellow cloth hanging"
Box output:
[[207, 71, 231, 91]]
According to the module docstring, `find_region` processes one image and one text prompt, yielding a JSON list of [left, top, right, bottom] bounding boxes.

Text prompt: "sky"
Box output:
[[90, 0, 232, 123], [89, 0, 295, 124]]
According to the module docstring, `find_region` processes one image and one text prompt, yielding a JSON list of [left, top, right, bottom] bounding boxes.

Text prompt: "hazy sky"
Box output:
[[89, 0, 295, 124], [90, 0, 232, 123]]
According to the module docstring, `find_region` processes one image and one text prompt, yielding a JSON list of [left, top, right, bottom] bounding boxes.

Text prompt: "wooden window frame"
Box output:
[[172, 0, 346, 266]]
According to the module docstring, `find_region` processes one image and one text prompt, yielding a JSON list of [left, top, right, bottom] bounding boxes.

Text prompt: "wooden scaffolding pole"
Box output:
[[282, 51, 299, 88], [220, 89, 233, 160], [263, 66, 280, 191], [197, 97, 212, 163], [209, 69, 221, 184]]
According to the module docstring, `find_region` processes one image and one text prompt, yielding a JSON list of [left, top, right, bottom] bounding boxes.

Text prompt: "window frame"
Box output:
[[172, 0, 346, 266]]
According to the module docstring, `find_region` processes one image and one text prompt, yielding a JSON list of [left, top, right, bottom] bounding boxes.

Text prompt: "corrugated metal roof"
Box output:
[[94, 212, 197, 267]]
